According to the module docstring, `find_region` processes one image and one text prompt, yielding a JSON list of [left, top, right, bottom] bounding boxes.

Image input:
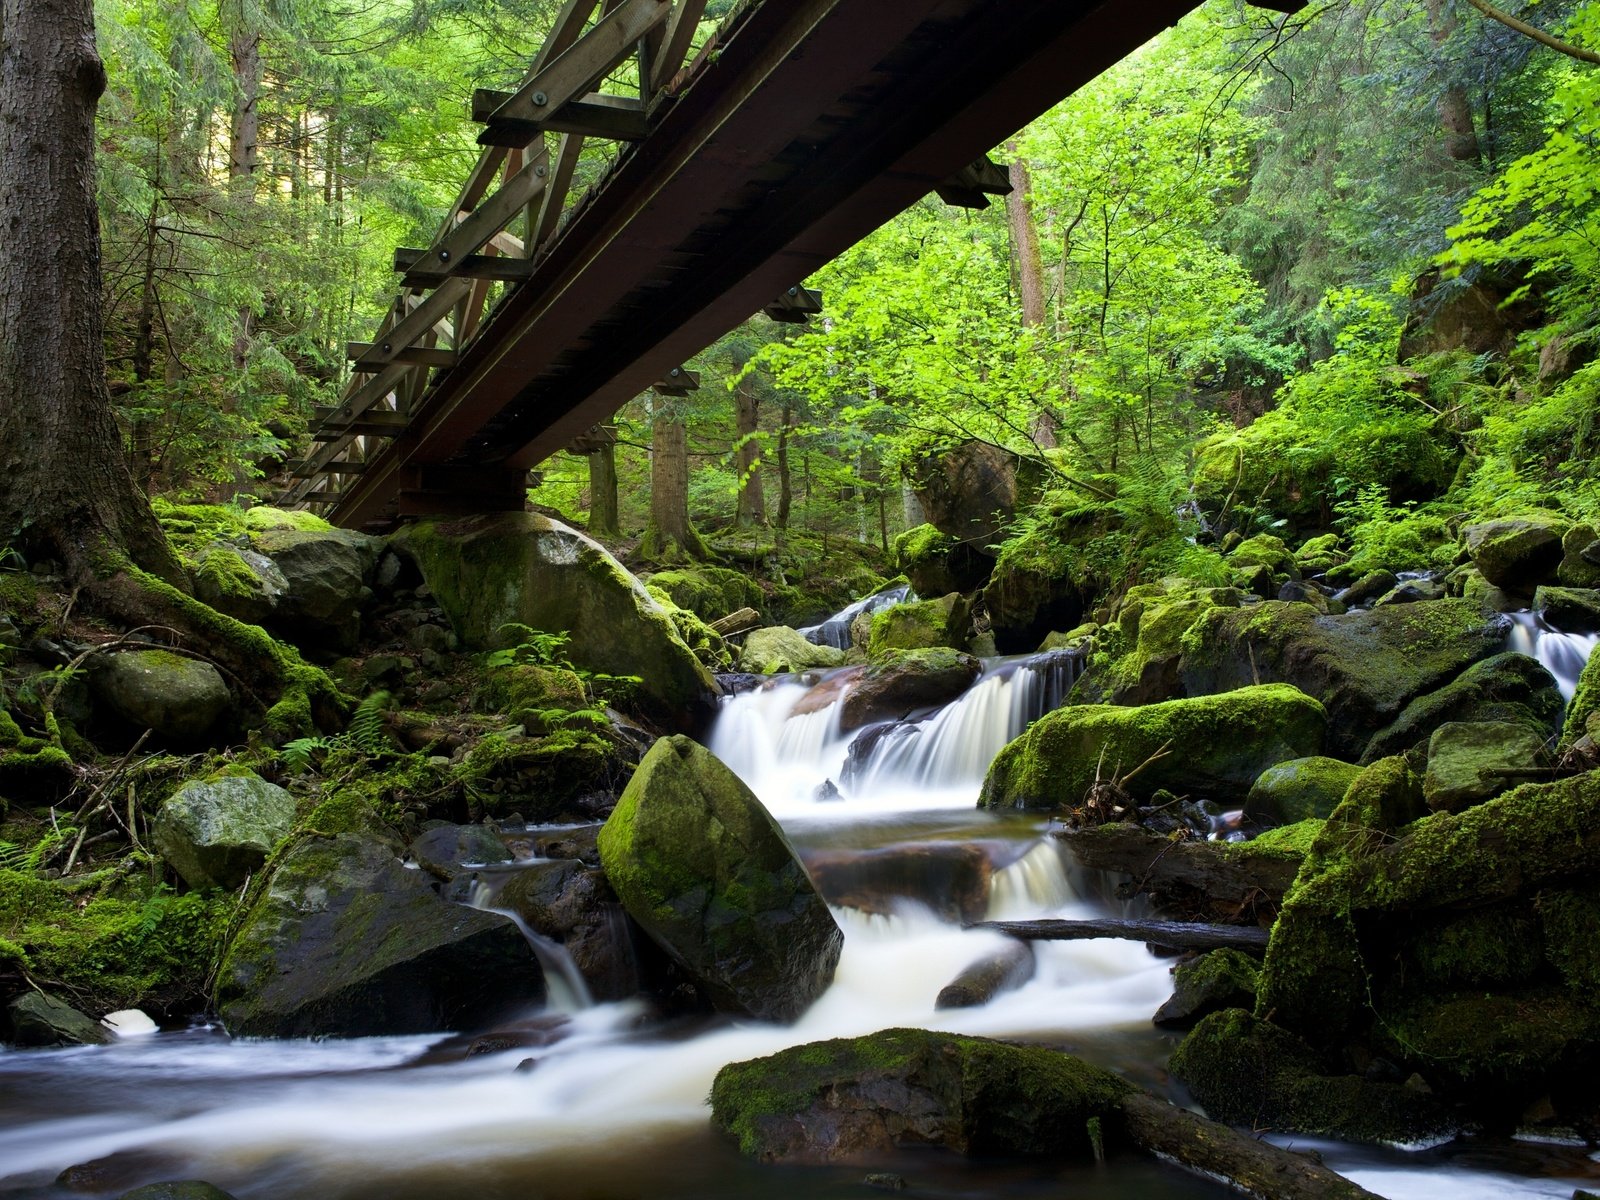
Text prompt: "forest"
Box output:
[[0, 0, 1598, 1197]]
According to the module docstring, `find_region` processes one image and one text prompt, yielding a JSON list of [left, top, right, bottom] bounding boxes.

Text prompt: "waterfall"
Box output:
[[1507, 611, 1598, 703], [797, 583, 914, 649], [465, 868, 594, 1014]]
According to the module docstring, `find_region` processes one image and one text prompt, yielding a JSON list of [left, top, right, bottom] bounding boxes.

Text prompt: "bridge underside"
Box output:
[[311, 0, 1207, 530]]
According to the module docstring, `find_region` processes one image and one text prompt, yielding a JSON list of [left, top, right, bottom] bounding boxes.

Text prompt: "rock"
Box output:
[[1463, 516, 1568, 591], [596, 736, 842, 1021], [92, 650, 231, 744], [409, 824, 512, 880], [1535, 585, 1600, 633], [493, 859, 638, 1001], [7, 991, 111, 1046], [867, 594, 969, 655], [935, 941, 1035, 1008], [218, 832, 545, 1037], [1295, 534, 1347, 575], [151, 771, 297, 891], [838, 648, 980, 732], [643, 567, 765, 621], [711, 1027, 1128, 1162], [1177, 598, 1510, 760], [1277, 580, 1331, 612], [979, 684, 1326, 810], [1558, 523, 1600, 589], [119, 1184, 238, 1200], [907, 441, 1042, 552], [1374, 578, 1445, 606], [391, 513, 719, 724], [1229, 534, 1297, 577], [1170, 1009, 1455, 1145], [1244, 757, 1362, 827], [1397, 267, 1543, 361], [980, 560, 1085, 655], [475, 663, 589, 734], [1153, 948, 1260, 1029], [804, 841, 995, 924], [1363, 652, 1563, 764], [253, 527, 382, 650], [1105, 583, 1242, 706], [1337, 569, 1397, 608], [739, 626, 847, 674], [191, 545, 289, 626], [1423, 720, 1548, 812], [894, 523, 992, 596], [1567, 649, 1600, 747]]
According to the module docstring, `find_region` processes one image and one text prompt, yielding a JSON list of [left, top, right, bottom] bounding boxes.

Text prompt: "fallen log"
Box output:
[[935, 940, 1035, 1009], [969, 917, 1268, 952], [709, 607, 762, 637]]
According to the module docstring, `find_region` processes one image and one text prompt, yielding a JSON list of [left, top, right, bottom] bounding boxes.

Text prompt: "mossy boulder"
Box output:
[[1152, 949, 1260, 1029], [118, 1184, 238, 1200], [1566, 645, 1600, 747], [252, 527, 381, 650], [1463, 516, 1568, 591], [454, 728, 626, 819], [979, 684, 1326, 810], [475, 663, 589, 733], [1421, 720, 1547, 812], [409, 824, 511, 880], [391, 513, 718, 725], [1534, 585, 1600, 632], [91, 649, 231, 745], [152, 771, 297, 891], [596, 736, 841, 1022], [738, 626, 846, 674], [218, 831, 545, 1038], [644, 566, 764, 621], [1362, 652, 1563, 764], [1338, 569, 1399, 608], [191, 545, 289, 627], [1229, 534, 1296, 577], [1244, 757, 1363, 827], [838, 647, 981, 732], [1177, 598, 1510, 760], [894, 522, 991, 596], [1295, 534, 1347, 575], [867, 593, 969, 656], [6, 990, 111, 1047], [711, 1027, 1129, 1162], [1107, 582, 1242, 705], [1170, 1009, 1454, 1144], [1558, 522, 1600, 589]]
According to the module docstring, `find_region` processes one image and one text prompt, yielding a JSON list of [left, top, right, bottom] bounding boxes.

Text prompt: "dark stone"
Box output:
[[1463, 518, 1567, 591], [254, 527, 382, 651], [493, 859, 638, 1001], [7, 991, 110, 1047], [1153, 948, 1260, 1029], [838, 648, 981, 732], [1337, 570, 1399, 608], [119, 1183, 239, 1200], [1362, 652, 1563, 764], [804, 841, 996, 924], [907, 441, 1043, 553], [410, 824, 513, 881]]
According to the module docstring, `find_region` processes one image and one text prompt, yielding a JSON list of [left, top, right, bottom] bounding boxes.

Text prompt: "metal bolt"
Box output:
[[670, 368, 681, 378], [439, 249, 451, 262], [381, 342, 392, 354], [532, 91, 548, 107], [536, 164, 548, 177], [788, 286, 799, 296]]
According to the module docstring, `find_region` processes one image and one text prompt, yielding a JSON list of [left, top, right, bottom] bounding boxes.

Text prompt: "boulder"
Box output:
[[893, 523, 992, 597], [92, 650, 231, 744], [907, 441, 1042, 551], [1567, 648, 1600, 747], [979, 560, 1084, 655], [6, 991, 111, 1047], [1362, 652, 1563, 764], [596, 736, 842, 1022], [1558, 522, 1600, 589], [867, 594, 969, 656], [191, 545, 289, 626], [1277, 580, 1332, 612], [409, 824, 512, 880], [1228, 534, 1297, 578], [1463, 516, 1568, 591], [979, 684, 1327, 810], [151, 771, 297, 891], [253, 527, 382, 650], [391, 513, 719, 723], [838, 648, 981, 732], [643, 567, 764, 622], [1152, 948, 1260, 1029], [1374, 578, 1445, 606], [711, 1028, 1127, 1162], [493, 859, 638, 1001], [1337, 569, 1398, 608], [1177, 599, 1510, 760], [1243, 757, 1363, 827], [1535, 585, 1600, 633], [803, 840, 995, 924], [218, 832, 545, 1038], [738, 626, 846, 674], [1105, 583, 1241, 706], [119, 1185, 238, 1200], [1423, 720, 1547, 812], [1295, 533, 1347, 575]]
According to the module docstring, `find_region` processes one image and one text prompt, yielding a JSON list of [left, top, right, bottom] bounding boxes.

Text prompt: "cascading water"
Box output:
[[1507, 610, 1598, 703], [464, 865, 595, 1013], [796, 583, 914, 649]]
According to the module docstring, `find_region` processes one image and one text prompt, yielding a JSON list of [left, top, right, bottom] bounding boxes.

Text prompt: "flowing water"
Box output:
[[1507, 610, 1599, 704], [797, 584, 914, 649], [3, 622, 1598, 1199]]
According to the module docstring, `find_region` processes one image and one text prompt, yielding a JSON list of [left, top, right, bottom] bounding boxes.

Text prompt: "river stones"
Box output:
[[1422, 720, 1548, 812], [91, 649, 231, 745], [738, 625, 846, 674], [596, 735, 842, 1022], [867, 594, 970, 656], [391, 513, 718, 724], [979, 684, 1326, 810], [1244, 756, 1362, 826], [191, 544, 289, 627], [252, 527, 382, 650], [1152, 948, 1260, 1029], [1362, 652, 1563, 764], [838, 647, 981, 732], [152, 770, 297, 891], [1463, 516, 1568, 590], [6, 991, 111, 1047], [217, 832, 544, 1038]]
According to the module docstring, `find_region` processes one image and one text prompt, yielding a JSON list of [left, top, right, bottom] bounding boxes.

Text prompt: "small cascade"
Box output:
[[465, 872, 594, 1014], [1507, 611, 1598, 703], [985, 840, 1078, 920], [798, 583, 914, 649]]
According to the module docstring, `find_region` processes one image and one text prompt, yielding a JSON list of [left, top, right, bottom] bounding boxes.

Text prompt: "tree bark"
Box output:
[[588, 441, 620, 537], [1425, 0, 1482, 163], [734, 383, 766, 526], [0, 0, 184, 585], [776, 399, 793, 531], [1005, 143, 1057, 449], [647, 409, 702, 557]]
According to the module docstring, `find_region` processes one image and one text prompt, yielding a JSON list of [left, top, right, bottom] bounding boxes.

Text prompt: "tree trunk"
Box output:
[[647, 410, 702, 558], [588, 441, 620, 537], [1426, 0, 1482, 162], [0, 0, 183, 586], [776, 400, 793, 531], [226, 3, 261, 379], [1005, 143, 1057, 449], [734, 383, 766, 526]]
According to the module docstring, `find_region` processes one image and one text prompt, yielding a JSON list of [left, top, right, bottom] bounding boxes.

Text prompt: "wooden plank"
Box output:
[[473, 90, 647, 142], [315, 407, 408, 428], [289, 460, 370, 476], [651, 366, 699, 393], [650, 0, 709, 92], [402, 150, 551, 287], [347, 342, 458, 368], [534, 0, 603, 72], [349, 278, 472, 371], [969, 918, 1269, 952], [393, 250, 536, 282], [534, 132, 586, 254], [478, 0, 672, 147], [762, 286, 823, 322], [934, 156, 1013, 208]]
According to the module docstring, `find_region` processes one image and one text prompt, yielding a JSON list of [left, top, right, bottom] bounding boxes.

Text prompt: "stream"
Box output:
[[2, 602, 1597, 1199]]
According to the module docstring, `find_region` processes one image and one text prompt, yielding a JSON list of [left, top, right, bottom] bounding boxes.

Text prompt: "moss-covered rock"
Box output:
[[643, 567, 764, 621], [1229, 534, 1297, 577], [737, 625, 845, 674], [1105, 582, 1242, 705], [91, 649, 232, 745], [1170, 1009, 1454, 1144], [191, 545, 288, 627], [1535, 585, 1600, 632], [1153, 948, 1260, 1029], [838, 648, 981, 732], [1177, 598, 1509, 760], [1244, 757, 1363, 827], [391, 513, 718, 725], [1558, 522, 1600, 589], [596, 736, 841, 1022], [1566, 645, 1600, 747], [1339, 570, 1399, 608], [1363, 652, 1563, 764], [475, 663, 589, 734], [454, 727, 626, 818], [6, 990, 112, 1047], [1463, 515, 1568, 591], [711, 1027, 1129, 1162], [1422, 720, 1547, 812], [1399, 907, 1544, 991], [152, 771, 297, 891], [1295, 534, 1347, 575], [252, 527, 381, 651], [979, 684, 1326, 810], [1537, 885, 1600, 993], [867, 593, 970, 656], [217, 831, 544, 1037], [893, 523, 991, 597]]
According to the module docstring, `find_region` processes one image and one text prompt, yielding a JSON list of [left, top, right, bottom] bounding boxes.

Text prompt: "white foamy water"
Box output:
[[1508, 610, 1598, 703]]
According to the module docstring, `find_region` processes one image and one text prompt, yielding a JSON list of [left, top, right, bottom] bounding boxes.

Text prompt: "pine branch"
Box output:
[[1466, 0, 1600, 65]]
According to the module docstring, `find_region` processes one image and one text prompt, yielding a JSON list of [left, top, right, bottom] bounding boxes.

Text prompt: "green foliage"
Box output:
[[485, 624, 574, 671], [278, 690, 392, 775]]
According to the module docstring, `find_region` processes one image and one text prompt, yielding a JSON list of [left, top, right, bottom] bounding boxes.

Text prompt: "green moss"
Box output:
[[1400, 908, 1544, 990], [191, 547, 260, 600], [0, 743, 74, 797], [644, 567, 763, 621], [1236, 818, 1326, 858], [1229, 534, 1295, 574], [1374, 987, 1600, 1091], [868, 595, 967, 656], [1564, 645, 1600, 748], [242, 506, 331, 534], [455, 728, 621, 819], [1245, 757, 1362, 826], [1536, 885, 1600, 993], [894, 523, 956, 566]]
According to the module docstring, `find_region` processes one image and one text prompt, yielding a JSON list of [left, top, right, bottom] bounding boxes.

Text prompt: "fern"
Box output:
[[280, 736, 333, 775], [0, 840, 27, 871], [347, 691, 392, 754]]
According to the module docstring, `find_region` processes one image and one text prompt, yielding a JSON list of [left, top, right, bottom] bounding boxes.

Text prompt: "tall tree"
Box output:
[[0, 0, 184, 585]]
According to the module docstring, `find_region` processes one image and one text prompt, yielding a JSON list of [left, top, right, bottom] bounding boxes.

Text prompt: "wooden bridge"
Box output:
[[282, 0, 1297, 529]]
